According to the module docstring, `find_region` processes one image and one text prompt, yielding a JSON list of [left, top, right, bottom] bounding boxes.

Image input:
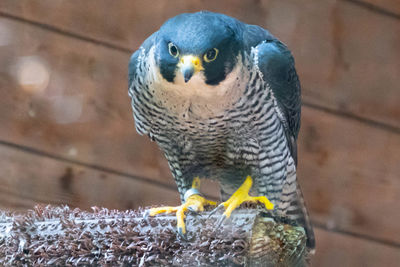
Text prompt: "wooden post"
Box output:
[[0, 205, 308, 266]]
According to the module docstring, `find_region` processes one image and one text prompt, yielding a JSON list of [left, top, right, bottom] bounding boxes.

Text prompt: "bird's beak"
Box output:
[[179, 55, 203, 83]]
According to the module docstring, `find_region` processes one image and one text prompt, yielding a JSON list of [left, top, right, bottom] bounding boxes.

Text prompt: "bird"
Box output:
[[128, 11, 315, 250]]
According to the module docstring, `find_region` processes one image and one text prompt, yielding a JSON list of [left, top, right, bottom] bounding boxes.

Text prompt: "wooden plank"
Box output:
[[302, 109, 400, 242], [0, 0, 399, 128], [0, 17, 172, 185], [313, 228, 400, 267], [264, 0, 400, 129], [0, 17, 221, 197], [298, 107, 400, 244], [0, 144, 180, 212], [0, 0, 271, 49], [360, 0, 400, 15]]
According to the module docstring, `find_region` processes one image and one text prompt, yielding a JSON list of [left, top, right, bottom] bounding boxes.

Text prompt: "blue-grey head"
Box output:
[[154, 11, 242, 85]]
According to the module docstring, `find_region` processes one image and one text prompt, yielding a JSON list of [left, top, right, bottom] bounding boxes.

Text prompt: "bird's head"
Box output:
[[154, 12, 241, 86]]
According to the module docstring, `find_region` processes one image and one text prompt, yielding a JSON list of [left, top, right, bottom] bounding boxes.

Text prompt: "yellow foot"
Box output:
[[217, 176, 274, 219], [148, 177, 216, 235]]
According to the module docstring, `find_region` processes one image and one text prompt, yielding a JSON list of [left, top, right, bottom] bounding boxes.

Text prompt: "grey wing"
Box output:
[[128, 50, 140, 97], [249, 30, 315, 249], [128, 48, 150, 136], [254, 39, 301, 165]]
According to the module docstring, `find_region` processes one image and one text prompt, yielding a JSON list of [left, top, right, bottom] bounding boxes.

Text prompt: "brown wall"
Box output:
[[0, 0, 399, 266]]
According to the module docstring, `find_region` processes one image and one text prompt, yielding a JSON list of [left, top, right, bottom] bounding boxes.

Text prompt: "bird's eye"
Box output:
[[203, 48, 219, 62], [168, 43, 179, 58]]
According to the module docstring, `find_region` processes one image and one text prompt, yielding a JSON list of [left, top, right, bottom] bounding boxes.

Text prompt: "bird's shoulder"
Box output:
[[245, 25, 301, 133], [128, 32, 158, 89], [242, 24, 301, 163]]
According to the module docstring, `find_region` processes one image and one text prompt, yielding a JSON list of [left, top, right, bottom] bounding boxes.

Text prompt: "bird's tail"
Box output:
[[294, 183, 315, 252], [278, 171, 315, 251]]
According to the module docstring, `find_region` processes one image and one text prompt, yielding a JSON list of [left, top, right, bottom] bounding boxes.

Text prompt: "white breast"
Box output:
[[146, 47, 249, 119]]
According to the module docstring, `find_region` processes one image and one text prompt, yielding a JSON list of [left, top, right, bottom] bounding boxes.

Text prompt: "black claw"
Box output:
[[177, 227, 186, 239], [143, 210, 151, 225], [177, 227, 194, 242], [143, 209, 150, 218], [216, 214, 227, 229], [208, 204, 224, 219], [187, 207, 200, 216]]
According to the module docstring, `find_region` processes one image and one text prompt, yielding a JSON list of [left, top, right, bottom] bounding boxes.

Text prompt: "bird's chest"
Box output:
[[151, 92, 277, 167], [164, 113, 261, 164]]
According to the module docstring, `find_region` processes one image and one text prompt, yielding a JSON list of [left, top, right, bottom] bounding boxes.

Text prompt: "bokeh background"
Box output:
[[0, 0, 399, 266]]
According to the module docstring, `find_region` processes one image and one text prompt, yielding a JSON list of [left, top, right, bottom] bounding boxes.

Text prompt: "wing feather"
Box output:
[[246, 28, 301, 164]]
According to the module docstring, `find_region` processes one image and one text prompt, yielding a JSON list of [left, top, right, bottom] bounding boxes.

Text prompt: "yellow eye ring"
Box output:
[[203, 48, 219, 62], [168, 42, 179, 58]]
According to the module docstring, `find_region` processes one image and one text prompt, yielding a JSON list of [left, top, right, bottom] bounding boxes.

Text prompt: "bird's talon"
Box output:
[[216, 214, 227, 229], [217, 176, 274, 223], [148, 192, 215, 237]]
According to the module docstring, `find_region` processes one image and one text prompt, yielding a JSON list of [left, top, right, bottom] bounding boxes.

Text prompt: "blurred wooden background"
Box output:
[[0, 0, 399, 266]]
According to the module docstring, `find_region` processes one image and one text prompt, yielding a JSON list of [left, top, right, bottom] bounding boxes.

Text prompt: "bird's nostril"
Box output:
[[181, 58, 185, 64]]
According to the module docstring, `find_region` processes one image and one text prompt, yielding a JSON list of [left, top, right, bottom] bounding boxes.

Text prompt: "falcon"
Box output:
[[128, 11, 315, 249]]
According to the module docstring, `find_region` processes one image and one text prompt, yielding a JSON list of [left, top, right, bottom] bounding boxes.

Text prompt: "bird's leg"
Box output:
[[214, 176, 274, 222], [148, 177, 216, 235]]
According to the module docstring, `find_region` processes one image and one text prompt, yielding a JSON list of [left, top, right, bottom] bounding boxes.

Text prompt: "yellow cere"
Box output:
[[179, 55, 204, 72]]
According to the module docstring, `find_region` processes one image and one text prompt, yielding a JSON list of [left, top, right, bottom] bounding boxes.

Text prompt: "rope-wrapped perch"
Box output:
[[0, 205, 308, 266]]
